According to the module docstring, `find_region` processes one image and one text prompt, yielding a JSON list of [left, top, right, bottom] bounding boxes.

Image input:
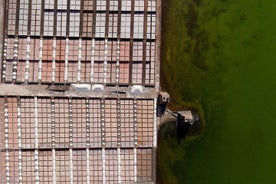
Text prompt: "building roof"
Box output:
[[0, 0, 160, 183]]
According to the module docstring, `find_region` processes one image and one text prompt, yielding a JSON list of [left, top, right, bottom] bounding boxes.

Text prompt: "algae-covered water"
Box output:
[[158, 0, 276, 183]]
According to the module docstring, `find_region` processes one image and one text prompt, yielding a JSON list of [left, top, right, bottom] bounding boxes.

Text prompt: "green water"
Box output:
[[158, 0, 276, 183]]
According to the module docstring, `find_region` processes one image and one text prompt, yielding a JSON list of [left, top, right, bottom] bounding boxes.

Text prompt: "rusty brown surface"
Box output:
[[0, 0, 159, 182], [0, 97, 154, 148]]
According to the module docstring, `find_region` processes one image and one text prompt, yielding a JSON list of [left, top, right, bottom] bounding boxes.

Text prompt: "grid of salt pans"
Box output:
[[0, 96, 155, 183], [2, 0, 156, 85], [0, 149, 153, 183]]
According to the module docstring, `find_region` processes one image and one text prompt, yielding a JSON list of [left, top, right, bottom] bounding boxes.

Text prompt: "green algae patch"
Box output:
[[158, 0, 276, 183]]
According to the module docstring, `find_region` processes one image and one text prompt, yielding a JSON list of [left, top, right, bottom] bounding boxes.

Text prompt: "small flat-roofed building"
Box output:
[[0, 0, 161, 183]]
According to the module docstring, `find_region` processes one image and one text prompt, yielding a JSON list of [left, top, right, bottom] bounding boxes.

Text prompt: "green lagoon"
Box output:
[[158, 0, 276, 183]]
